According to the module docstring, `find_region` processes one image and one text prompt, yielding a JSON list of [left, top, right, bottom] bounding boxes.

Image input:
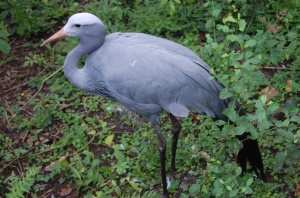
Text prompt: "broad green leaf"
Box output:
[[159, 0, 168, 7], [246, 178, 253, 186], [290, 116, 300, 123], [114, 149, 125, 162], [244, 39, 256, 48], [216, 120, 226, 126], [244, 186, 253, 194], [219, 179, 225, 184], [226, 34, 239, 42], [260, 95, 267, 104], [288, 144, 300, 158], [169, 1, 175, 15], [112, 180, 117, 186], [70, 166, 82, 181], [0, 29, 9, 37], [238, 19, 246, 32], [235, 167, 242, 176], [201, 185, 208, 193], [217, 24, 230, 33], [266, 40, 279, 48], [226, 185, 232, 191], [223, 102, 238, 122], [220, 88, 233, 99], [0, 39, 11, 54], [127, 179, 141, 191], [275, 151, 287, 162], [231, 52, 243, 60], [274, 136, 283, 143], [235, 125, 247, 135], [282, 119, 290, 127], [229, 189, 239, 197], [189, 184, 200, 196], [269, 48, 280, 64], [87, 129, 96, 135], [247, 57, 260, 64], [286, 40, 297, 56], [115, 186, 121, 196], [257, 110, 266, 122], [224, 15, 237, 23], [212, 9, 221, 17], [274, 162, 283, 171], [287, 31, 297, 40]]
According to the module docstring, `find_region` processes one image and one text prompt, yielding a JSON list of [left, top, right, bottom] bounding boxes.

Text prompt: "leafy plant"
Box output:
[[0, 22, 10, 54], [5, 166, 41, 198]]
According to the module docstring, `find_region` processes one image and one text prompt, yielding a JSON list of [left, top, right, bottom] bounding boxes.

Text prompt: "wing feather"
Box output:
[[85, 33, 230, 121]]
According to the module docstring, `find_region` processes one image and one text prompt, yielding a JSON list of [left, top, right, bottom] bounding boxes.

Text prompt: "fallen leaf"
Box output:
[[192, 115, 199, 124], [266, 88, 279, 103], [286, 80, 292, 93], [27, 137, 34, 144], [56, 103, 70, 111], [61, 188, 72, 197], [40, 137, 49, 144], [259, 87, 279, 103], [175, 171, 185, 179], [199, 151, 210, 159], [107, 179, 111, 185], [259, 86, 270, 95], [105, 135, 114, 147], [44, 155, 69, 172], [295, 182, 300, 196], [87, 129, 96, 135]]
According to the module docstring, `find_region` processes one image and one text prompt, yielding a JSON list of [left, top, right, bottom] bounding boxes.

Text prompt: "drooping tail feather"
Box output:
[[212, 79, 265, 180], [213, 105, 265, 180], [235, 108, 265, 180], [237, 132, 266, 180]]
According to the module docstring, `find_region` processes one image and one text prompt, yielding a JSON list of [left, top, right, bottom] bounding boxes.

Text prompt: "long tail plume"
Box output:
[[234, 108, 265, 180], [236, 132, 265, 180], [214, 105, 266, 180]]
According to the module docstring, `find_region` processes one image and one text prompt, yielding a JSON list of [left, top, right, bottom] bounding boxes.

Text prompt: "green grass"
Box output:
[[0, 0, 299, 197]]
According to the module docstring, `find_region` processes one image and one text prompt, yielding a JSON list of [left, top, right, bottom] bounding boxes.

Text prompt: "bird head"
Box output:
[[41, 13, 106, 46]]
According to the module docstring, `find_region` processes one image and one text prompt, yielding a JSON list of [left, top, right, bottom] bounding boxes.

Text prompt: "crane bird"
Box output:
[[41, 12, 265, 197]]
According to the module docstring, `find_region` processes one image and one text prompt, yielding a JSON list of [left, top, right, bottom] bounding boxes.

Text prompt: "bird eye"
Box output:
[[75, 24, 81, 28]]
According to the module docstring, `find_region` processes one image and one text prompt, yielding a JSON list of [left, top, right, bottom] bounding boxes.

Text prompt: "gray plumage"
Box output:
[[62, 16, 230, 122], [41, 13, 265, 197]]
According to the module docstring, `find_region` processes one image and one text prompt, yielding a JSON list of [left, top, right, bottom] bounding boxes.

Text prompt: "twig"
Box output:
[[77, 132, 98, 153], [39, 189, 54, 198], [2, 80, 31, 94], [246, 10, 256, 32], [18, 159, 23, 174], [22, 130, 30, 143], [26, 144, 61, 157], [261, 66, 300, 71]]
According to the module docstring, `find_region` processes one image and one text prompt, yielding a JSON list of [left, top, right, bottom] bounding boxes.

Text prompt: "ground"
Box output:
[[1, 34, 298, 198]]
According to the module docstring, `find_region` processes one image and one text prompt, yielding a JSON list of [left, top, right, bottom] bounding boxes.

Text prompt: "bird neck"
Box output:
[[63, 44, 87, 90], [63, 38, 102, 90]]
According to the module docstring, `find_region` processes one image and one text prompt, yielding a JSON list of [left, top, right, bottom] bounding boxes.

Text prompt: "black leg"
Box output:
[[153, 124, 169, 198], [169, 114, 181, 175]]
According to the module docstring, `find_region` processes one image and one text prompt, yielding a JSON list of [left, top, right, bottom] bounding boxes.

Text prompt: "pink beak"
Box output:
[[41, 28, 69, 46]]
